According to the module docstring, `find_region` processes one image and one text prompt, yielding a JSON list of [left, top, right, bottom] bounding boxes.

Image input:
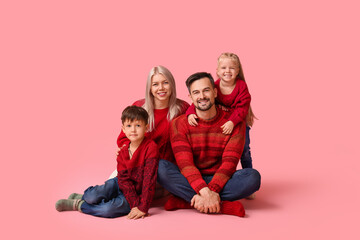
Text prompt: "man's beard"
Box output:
[[195, 98, 214, 111]]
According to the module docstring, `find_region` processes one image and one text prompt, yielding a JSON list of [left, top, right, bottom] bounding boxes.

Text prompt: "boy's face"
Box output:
[[122, 119, 148, 144]]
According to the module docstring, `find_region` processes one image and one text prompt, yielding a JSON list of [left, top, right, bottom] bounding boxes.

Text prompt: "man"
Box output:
[[157, 72, 261, 217]]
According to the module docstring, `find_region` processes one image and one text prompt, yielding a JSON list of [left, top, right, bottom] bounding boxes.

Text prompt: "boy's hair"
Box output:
[[121, 106, 149, 124], [185, 72, 215, 93]]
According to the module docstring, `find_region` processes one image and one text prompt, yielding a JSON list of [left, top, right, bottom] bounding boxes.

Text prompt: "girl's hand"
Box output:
[[188, 114, 198, 126], [126, 207, 147, 220], [220, 121, 234, 135]]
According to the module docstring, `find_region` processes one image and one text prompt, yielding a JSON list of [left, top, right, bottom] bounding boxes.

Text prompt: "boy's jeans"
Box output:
[[80, 177, 131, 218]]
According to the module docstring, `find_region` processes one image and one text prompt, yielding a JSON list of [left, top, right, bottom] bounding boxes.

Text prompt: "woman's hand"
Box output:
[[220, 121, 234, 135], [188, 114, 198, 126]]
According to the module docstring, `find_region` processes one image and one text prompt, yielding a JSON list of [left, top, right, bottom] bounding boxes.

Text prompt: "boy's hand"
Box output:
[[188, 114, 198, 126], [220, 121, 234, 135], [126, 207, 147, 220]]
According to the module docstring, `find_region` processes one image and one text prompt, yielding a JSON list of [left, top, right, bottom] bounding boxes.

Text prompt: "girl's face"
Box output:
[[216, 58, 240, 84], [151, 74, 172, 105]]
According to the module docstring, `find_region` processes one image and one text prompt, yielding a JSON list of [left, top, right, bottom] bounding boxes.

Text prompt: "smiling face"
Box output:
[[189, 77, 217, 112], [216, 57, 240, 84], [150, 73, 172, 106], [121, 119, 148, 144]]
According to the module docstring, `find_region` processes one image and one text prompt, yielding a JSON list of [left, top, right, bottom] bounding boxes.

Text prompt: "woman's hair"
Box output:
[[144, 65, 184, 131], [218, 52, 258, 126]]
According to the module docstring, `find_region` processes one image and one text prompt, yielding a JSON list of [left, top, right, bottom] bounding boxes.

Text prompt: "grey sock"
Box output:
[[55, 199, 81, 212], [68, 193, 83, 200]]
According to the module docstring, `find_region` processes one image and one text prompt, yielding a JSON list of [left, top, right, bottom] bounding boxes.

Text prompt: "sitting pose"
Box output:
[[158, 72, 261, 217], [55, 106, 159, 219]]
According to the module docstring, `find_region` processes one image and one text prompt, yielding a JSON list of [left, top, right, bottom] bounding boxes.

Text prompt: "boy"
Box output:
[[55, 106, 159, 219]]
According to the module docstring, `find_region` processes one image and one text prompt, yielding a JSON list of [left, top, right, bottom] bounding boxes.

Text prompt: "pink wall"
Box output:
[[1, 0, 359, 239]]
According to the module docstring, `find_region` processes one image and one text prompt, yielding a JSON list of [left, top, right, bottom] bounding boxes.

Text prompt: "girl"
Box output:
[[187, 52, 256, 170]]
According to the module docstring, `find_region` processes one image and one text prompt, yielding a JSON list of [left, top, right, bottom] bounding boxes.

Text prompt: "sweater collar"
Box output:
[[196, 107, 225, 126]]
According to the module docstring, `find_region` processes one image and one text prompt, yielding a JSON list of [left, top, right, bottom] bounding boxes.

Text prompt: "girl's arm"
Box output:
[[227, 80, 251, 126]]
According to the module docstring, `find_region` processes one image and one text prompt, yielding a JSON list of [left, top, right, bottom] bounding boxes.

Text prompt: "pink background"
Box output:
[[1, 0, 359, 239]]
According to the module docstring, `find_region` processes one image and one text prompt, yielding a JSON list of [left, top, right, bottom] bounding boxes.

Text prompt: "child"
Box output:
[[186, 52, 256, 170], [55, 105, 159, 219]]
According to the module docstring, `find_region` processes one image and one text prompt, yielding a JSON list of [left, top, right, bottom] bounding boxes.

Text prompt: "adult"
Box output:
[[157, 72, 261, 217], [109, 66, 189, 197]]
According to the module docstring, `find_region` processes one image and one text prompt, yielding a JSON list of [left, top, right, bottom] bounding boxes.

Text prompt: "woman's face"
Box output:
[[151, 74, 172, 104]]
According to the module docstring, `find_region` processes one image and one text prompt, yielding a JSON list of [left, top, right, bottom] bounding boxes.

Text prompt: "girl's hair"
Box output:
[[144, 65, 184, 131], [218, 52, 258, 127]]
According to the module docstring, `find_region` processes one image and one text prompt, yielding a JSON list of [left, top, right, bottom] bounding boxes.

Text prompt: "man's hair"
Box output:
[[121, 105, 149, 124], [185, 72, 215, 93]]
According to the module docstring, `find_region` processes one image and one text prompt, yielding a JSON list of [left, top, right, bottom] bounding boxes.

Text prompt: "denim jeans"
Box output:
[[80, 177, 131, 218], [157, 160, 261, 202], [241, 125, 253, 168]]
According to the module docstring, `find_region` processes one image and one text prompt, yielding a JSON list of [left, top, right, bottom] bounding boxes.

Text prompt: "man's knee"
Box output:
[[247, 168, 261, 191]]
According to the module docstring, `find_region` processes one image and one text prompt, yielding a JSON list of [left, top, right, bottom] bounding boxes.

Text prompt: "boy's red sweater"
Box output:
[[117, 137, 159, 213], [117, 99, 189, 163]]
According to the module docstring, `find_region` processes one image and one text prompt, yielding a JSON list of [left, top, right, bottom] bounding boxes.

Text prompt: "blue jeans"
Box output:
[[157, 160, 261, 202], [241, 125, 253, 168], [80, 177, 131, 218]]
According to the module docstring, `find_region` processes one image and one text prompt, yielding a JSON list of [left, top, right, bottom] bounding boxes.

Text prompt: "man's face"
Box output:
[[189, 77, 217, 111]]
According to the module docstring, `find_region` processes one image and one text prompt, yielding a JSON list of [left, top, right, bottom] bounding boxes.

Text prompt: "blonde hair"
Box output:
[[218, 52, 258, 126], [144, 65, 184, 131]]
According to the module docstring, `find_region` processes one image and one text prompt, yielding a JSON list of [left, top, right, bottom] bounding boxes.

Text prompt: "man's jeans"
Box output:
[[80, 177, 131, 218], [157, 159, 261, 202]]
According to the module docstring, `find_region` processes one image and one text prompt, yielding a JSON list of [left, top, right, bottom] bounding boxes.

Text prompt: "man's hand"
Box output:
[[126, 207, 147, 220], [198, 187, 221, 214], [191, 194, 205, 212], [220, 120, 234, 135], [188, 114, 198, 126]]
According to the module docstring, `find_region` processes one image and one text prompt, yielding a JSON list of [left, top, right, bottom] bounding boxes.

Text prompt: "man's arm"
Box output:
[[208, 120, 246, 193]]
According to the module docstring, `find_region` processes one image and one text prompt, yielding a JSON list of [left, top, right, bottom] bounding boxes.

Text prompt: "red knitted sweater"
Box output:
[[117, 137, 159, 213], [117, 99, 189, 163], [170, 108, 246, 193], [186, 78, 251, 126]]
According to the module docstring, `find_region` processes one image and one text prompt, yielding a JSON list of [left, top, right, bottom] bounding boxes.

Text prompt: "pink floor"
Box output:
[[2, 1, 359, 239]]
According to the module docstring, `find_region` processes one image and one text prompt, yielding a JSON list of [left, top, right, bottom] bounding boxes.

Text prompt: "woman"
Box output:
[[109, 66, 189, 198]]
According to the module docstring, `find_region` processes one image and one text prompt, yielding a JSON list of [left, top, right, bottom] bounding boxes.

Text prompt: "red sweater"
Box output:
[[170, 108, 246, 193], [117, 99, 189, 163], [186, 78, 251, 126], [117, 137, 159, 213]]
